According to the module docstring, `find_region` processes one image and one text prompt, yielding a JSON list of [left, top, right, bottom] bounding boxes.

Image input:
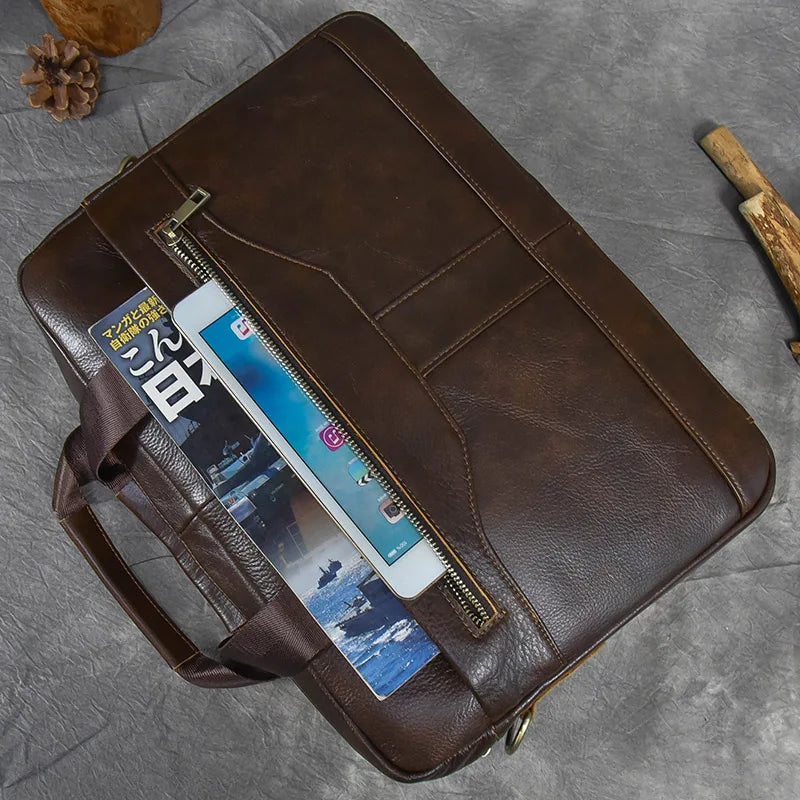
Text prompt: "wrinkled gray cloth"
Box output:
[[0, 1, 797, 797]]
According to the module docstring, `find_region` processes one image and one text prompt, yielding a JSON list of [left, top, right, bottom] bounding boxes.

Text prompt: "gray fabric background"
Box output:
[[0, 0, 797, 797]]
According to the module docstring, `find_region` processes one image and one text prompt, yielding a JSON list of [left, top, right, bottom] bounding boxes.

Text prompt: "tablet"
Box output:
[[173, 280, 445, 599]]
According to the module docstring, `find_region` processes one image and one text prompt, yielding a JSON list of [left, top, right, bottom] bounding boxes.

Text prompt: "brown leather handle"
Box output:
[[53, 363, 329, 687], [54, 424, 262, 688]]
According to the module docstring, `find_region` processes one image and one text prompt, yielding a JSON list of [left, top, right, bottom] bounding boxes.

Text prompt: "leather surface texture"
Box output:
[[17, 10, 775, 783]]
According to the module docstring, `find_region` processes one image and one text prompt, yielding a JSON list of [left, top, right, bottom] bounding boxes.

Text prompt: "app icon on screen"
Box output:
[[319, 424, 345, 451], [230, 316, 252, 340], [348, 460, 372, 486], [379, 498, 405, 524]]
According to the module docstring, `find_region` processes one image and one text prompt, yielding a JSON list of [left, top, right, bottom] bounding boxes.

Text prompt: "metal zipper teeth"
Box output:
[[166, 229, 492, 628]]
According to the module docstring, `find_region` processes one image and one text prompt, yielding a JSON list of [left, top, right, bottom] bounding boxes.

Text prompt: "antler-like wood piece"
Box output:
[[700, 125, 800, 364], [740, 192, 800, 314]]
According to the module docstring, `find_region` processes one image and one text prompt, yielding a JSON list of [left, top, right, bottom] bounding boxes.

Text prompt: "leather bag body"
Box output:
[[18, 12, 774, 781]]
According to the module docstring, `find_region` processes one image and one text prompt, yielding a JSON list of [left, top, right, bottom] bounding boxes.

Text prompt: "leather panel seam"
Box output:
[[420, 275, 553, 376], [155, 155, 506, 325], [374, 225, 504, 320], [533, 245, 747, 513]]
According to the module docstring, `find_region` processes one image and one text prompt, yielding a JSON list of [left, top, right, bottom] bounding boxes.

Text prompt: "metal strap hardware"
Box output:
[[505, 708, 534, 755], [114, 154, 137, 176]]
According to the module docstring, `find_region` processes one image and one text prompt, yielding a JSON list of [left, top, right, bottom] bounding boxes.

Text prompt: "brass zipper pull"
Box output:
[[160, 188, 211, 245]]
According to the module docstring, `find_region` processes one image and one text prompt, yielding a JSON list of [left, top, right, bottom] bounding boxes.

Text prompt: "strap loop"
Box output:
[[79, 362, 147, 488]]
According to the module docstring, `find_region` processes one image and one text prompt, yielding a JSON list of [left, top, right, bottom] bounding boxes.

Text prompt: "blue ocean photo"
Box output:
[[299, 550, 439, 698]]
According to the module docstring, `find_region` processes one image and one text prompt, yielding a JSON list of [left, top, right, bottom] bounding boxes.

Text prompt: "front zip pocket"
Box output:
[[157, 188, 498, 631]]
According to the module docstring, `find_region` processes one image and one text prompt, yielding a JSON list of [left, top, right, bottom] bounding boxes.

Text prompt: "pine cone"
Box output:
[[20, 34, 100, 122]]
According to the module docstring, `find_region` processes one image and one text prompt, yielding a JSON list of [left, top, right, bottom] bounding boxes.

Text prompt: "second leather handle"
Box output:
[[54, 425, 262, 687]]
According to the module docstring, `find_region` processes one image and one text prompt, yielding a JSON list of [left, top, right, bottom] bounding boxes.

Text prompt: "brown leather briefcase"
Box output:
[[18, 12, 774, 781]]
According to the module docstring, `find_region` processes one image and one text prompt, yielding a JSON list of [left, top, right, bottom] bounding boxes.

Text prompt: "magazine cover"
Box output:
[[90, 287, 439, 698]]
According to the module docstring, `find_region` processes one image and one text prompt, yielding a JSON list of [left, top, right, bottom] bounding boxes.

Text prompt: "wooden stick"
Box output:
[[699, 125, 779, 200], [699, 125, 800, 363]]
